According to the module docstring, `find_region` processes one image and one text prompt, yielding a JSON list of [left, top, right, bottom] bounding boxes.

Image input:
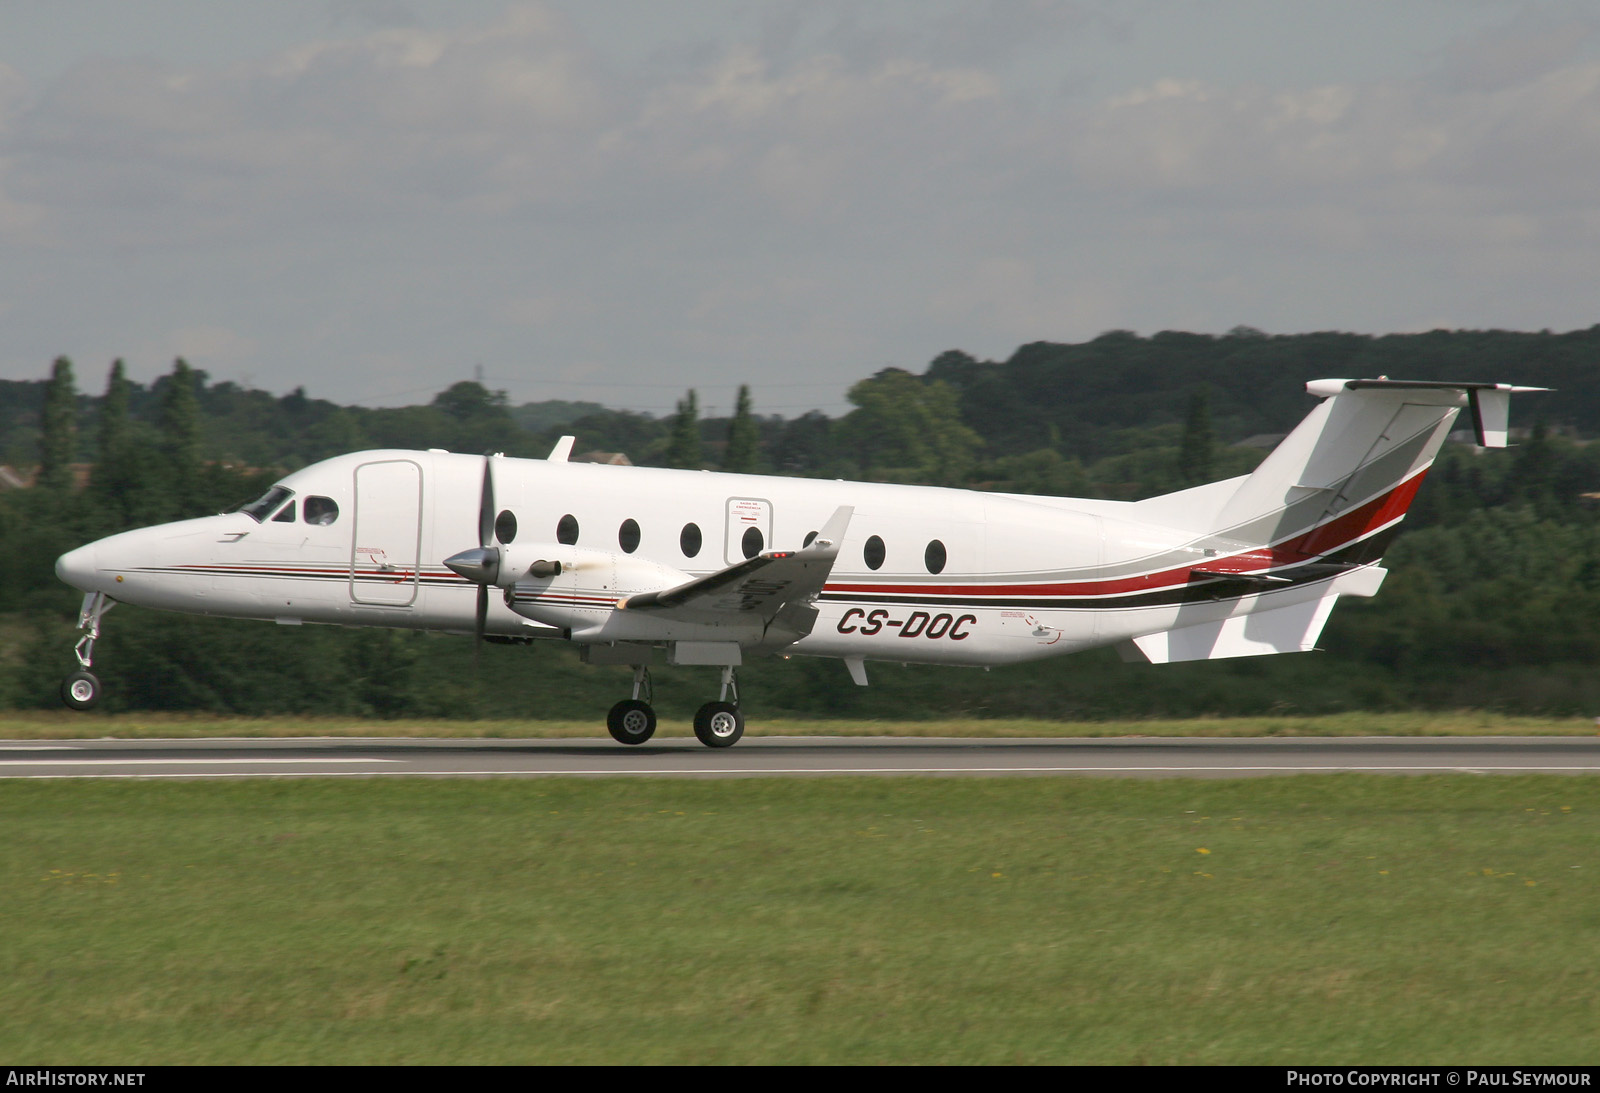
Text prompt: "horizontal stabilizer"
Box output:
[[1119, 565, 1386, 664], [1308, 379, 1548, 449], [1118, 593, 1340, 664]]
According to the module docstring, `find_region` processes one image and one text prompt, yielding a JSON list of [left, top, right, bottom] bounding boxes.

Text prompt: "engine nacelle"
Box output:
[[501, 544, 687, 593]]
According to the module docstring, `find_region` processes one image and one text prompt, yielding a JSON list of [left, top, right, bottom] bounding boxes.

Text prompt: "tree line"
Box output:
[[3, 328, 1600, 719]]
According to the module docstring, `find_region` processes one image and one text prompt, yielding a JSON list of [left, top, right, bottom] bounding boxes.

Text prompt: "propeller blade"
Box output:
[[470, 455, 498, 668], [479, 456, 496, 550]]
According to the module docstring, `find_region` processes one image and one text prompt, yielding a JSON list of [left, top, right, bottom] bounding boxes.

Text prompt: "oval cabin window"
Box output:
[[924, 539, 946, 575], [680, 522, 702, 558], [864, 535, 886, 571], [494, 509, 517, 544], [618, 518, 641, 553], [741, 526, 764, 559], [556, 514, 580, 545]]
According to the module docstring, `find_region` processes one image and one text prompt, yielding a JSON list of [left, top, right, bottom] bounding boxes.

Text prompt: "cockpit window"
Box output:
[[304, 496, 339, 526], [272, 501, 296, 522], [236, 485, 294, 523]]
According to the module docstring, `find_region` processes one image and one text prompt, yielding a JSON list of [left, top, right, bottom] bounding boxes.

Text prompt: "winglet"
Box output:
[[547, 436, 575, 462], [807, 505, 854, 554]]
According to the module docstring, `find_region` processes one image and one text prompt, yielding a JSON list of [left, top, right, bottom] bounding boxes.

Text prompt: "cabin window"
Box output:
[[556, 514, 580, 545], [272, 501, 296, 523], [236, 485, 293, 523], [680, 522, 702, 558], [924, 539, 947, 575], [741, 525, 764, 559], [495, 509, 517, 544], [619, 518, 641, 553], [304, 496, 339, 526], [864, 535, 886, 571], [803, 530, 818, 547]]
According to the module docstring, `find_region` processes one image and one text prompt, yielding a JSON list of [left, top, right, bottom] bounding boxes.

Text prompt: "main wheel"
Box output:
[[693, 701, 744, 748], [61, 670, 102, 711], [607, 699, 657, 745]]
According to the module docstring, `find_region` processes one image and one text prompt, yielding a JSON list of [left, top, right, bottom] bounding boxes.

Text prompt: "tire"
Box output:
[[607, 699, 657, 745], [693, 701, 744, 748], [61, 670, 101, 712]]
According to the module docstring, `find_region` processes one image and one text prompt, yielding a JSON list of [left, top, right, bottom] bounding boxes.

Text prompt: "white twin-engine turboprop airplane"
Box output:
[[54, 378, 1537, 746]]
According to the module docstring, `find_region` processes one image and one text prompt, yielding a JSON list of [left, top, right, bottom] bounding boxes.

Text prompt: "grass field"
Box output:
[[1, 709, 1597, 739], [2, 775, 1596, 1064]]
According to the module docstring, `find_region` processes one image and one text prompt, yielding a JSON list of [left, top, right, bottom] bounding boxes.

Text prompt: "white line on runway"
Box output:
[[1, 764, 1596, 779], [0, 757, 397, 766]]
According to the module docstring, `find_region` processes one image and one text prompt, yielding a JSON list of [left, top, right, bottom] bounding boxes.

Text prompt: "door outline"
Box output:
[[724, 496, 773, 565], [350, 459, 424, 607]]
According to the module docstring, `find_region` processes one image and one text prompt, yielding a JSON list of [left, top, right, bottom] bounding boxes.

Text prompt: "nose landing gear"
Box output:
[[61, 592, 114, 711]]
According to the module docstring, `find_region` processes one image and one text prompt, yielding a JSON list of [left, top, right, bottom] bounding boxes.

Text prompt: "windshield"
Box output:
[[235, 485, 295, 523]]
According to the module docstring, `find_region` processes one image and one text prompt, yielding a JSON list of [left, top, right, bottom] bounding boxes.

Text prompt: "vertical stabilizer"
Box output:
[[1210, 380, 1537, 560]]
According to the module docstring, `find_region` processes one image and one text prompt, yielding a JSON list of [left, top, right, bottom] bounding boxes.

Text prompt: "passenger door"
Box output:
[[349, 459, 423, 606]]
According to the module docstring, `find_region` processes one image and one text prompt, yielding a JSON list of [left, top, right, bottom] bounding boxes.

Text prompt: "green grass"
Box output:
[[0, 709, 1596, 739], [2, 776, 1596, 1063]]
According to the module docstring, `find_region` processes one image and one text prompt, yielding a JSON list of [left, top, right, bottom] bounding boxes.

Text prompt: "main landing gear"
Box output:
[[693, 666, 744, 748], [605, 665, 746, 748], [606, 666, 658, 745], [61, 592, 114, 711]]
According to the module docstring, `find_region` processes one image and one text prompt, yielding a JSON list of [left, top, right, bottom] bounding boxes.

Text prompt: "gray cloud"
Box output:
[[1, 2, 1596, 413]]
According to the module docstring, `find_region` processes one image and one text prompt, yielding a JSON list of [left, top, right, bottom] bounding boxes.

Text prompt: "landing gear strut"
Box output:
[[604, 664, 746, 748], [61, 592, 114, 711], [692, 666, 744, 748], [606, 666, 657, 744]]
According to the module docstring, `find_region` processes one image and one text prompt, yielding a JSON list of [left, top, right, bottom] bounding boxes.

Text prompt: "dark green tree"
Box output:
[[91, 358, 148, 526], [157, 358, 202, 512], [837, 368, 981, 485], [434, 380, 508, 422], [37, 356, 77, 493], [723, 385, 760, 473], [430, 381, 521, 454], [96, 359, 130, 468], [1179, 390, 1214, 485], [665, 389, 702, 469]]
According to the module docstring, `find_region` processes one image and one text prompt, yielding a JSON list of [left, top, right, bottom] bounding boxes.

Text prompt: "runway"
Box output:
[[3, 735, 1600, 779]]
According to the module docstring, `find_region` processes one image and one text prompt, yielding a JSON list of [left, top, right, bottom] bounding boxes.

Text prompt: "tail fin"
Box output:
[[1118, 379, 1541, 665], [1211, 379, 1541, 565]]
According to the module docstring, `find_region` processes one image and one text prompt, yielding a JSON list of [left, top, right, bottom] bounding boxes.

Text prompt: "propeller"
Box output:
[[443, 456, 501, 657]]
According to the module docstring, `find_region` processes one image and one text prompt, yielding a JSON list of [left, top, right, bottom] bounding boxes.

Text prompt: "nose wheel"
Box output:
[[61, 592, 113, 712], [61, 670, 102, 711]]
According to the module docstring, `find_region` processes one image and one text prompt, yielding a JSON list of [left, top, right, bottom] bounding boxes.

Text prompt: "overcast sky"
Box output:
[[2, 1, 1597, 417]]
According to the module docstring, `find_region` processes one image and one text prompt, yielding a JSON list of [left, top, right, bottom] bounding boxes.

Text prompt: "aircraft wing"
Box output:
[[617, 506, 852, 641]]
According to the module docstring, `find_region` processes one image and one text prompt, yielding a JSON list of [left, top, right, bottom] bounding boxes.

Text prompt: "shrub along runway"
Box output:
[[2, 734, 1600, 779]]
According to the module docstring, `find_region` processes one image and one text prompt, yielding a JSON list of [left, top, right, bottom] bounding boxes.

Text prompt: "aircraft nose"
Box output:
[[55, 542, 100, 591]]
